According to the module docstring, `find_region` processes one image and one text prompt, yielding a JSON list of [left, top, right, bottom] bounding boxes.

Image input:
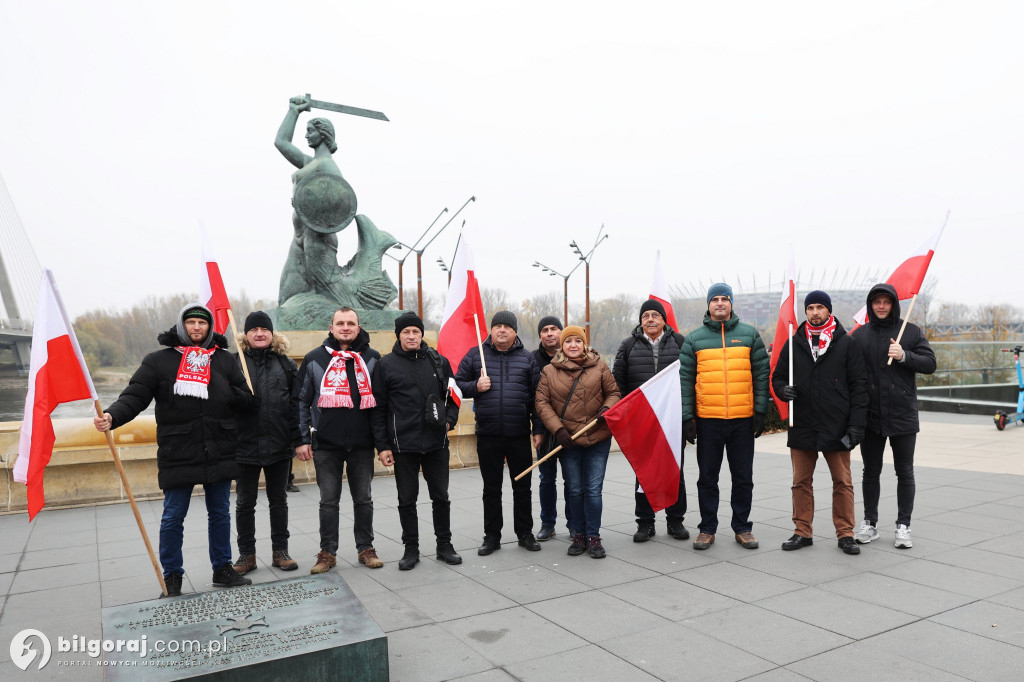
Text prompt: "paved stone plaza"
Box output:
[[2, 413, 1024, 680]]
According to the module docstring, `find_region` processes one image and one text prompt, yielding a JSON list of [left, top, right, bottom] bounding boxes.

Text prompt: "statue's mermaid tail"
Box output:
[[339, 214, 399, 309]]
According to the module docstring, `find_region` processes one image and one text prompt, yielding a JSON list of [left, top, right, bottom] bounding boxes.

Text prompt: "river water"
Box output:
[[0, 377, 152, 422]]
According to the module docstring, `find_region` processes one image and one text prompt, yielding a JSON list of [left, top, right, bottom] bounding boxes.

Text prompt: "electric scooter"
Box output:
[[994, 345, 1023, 430]]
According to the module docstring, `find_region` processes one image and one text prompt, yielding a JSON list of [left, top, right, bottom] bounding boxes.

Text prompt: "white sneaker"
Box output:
[[853, 522, 878, 544], [895, 524, 913, 549]]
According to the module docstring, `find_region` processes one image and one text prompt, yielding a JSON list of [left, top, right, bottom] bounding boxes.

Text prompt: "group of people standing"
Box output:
[[93, 279, 934, 598]]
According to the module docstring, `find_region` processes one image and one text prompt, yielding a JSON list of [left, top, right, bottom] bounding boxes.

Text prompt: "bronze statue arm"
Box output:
[[274, 96, 313, 169]]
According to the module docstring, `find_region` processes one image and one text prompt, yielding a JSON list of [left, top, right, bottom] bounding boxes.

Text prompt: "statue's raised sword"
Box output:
[[305, 93, 389, 122]]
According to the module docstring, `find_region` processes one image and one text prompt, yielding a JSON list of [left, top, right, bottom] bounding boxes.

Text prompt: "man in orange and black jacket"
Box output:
[[679, 283, 770, 552]]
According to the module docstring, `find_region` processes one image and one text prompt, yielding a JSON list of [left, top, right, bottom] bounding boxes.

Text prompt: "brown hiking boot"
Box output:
[[232, 554, 256, 575], [358, 547, 384, 569], [693, 533, 715, 550], [310, 550, 337, 574], [272, 550, 298, 571], [734, 531, 759, 549]]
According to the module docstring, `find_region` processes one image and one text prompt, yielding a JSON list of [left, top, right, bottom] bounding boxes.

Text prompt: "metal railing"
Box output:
[[924, 341, 1024, 387]]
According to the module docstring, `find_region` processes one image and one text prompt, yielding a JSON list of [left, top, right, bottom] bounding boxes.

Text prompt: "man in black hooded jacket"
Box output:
[[613, 299, 689, 543], [850, 283, 936, 549], [372, 311, 463, 571], [94, 303, 253, 597]]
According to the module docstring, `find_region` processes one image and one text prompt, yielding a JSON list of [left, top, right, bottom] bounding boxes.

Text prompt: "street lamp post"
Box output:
[[385, 206, 449, 310], [532, 258, 584, 327], [419, 197, 475, 318], [570, 224, 609, 344]]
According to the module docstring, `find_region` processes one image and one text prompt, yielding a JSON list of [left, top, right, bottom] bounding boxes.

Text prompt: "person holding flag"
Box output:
[[535, 326, 620, 559], [94, 303, 255, 597], [613, 299, 689, 543], [371, 311, 463, 570], [771, 291, 868, 555], [851, 284, 936, 548]]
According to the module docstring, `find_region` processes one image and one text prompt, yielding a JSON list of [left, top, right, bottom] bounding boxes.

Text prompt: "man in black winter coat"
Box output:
[[94, 303, 253, 598], [296, 308, 385, 574], [772, 291, 868, 556], [533, 315, 574, 540], [372, 311, 463, 571], [850, 283, 936, 549], [232, 311, 301, 575], [613, 299, 689, 542], [456, 311, 543, 555]]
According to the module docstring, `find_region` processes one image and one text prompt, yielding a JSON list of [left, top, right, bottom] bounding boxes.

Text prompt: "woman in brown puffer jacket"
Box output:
[[536, 326, 620, 558]]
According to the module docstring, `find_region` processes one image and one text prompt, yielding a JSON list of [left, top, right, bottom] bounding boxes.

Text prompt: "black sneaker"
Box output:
[[536, 526, 555, 541], [838, 537, 861, 555], [781, 534, 813, 551], [477, 536, 502, 556], [633, 523, 655, 543], [399, 546, 420, 570], [667, 520, 690, 540], [212, 563, 252, 587], [160, 573, 183, 598], [567, 534, 587, 556], [518, 534, 541, 551], [436, 544, 462, 565], [588, 536, 606, 559]]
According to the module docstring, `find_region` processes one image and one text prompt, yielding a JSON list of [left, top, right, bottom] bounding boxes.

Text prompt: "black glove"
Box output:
[[555, 427, 573, 450], [841, 426, 864, 450], [597, 406, 610, 423], [682, 419, 697, 444], [781, 385, 799, 401], [752, 413, 766, 438]]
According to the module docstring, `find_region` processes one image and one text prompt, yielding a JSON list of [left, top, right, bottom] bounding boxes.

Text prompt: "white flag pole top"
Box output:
[[440, 230, 475, 328], [199, 223, 215, 304], [15, 269, 98, 482], [651, 251, 668, 298]]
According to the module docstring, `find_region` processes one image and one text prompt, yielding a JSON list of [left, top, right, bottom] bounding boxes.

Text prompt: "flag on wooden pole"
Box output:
[[769, 253, 798, 420], [437, 233, 486, 370], [14, 270, 97, 520], [649, 251, 679, 331], [200, 227, 231, 336], [603, 360, 682, 512]]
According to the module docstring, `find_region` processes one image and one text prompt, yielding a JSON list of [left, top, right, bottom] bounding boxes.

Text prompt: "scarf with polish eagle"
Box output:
[[318, 348, 376, 408], [173, 346, 217, 399], [804, 315, 837, 361]]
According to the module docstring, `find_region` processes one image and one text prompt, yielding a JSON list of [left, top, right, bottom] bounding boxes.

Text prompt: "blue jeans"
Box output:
[[695, 417, 755, 535], [560, 439, 611, 538], [313, 448, 376, 554], [538, 455, 575, 533], [160, 480, 232, 577]]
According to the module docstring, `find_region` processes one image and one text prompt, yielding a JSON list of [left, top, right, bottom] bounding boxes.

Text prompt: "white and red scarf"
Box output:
[[174, 346, 217, 399], [318, 348, 376, 409], [805, 315, 837, 360]]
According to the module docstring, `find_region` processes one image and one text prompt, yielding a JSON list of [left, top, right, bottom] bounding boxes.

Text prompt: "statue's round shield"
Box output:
[[293, 172, 357, 234]]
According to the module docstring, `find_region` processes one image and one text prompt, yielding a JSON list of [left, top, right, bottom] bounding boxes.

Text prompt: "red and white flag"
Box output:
[[604, 360, 682, 512], [200, 227, 231, 335], [769, 254, 798, 420], [446, 377, 463, 409], [851, 218, 947, 329], [437, 233, 486, 371], [649, 251, 679, 331], [15, 270, 97, 520]]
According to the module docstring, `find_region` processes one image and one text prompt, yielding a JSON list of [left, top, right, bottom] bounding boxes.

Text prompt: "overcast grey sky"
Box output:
[[0, 1, 1020, 321]]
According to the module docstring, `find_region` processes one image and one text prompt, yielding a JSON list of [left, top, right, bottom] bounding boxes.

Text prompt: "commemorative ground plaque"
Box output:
[[100, 572, 388, 680]]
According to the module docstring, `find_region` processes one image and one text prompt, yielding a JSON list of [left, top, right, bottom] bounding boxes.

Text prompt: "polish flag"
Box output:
[[437, 234, 486, 371], [14, 270, 97, 520], [851, 217, 947, 330], [446, 377, 463, 409], [604, 360, 682, 512], [200, 227, 231, 335], [769, 254, 798, 420], [649, 251, 679, 331]]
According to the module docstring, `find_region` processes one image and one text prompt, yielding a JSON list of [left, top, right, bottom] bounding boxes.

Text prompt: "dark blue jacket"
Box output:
[[455, 336, 542, 437]]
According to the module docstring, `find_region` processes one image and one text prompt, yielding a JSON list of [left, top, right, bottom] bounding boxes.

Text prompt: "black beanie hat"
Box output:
[[244, 310, 273, 333], [537, 315, 563, 334], [490, 310, 518, 332], [639, 299, 667, 323], [394, 311, 424, 336], [803, 290, 833, 313]]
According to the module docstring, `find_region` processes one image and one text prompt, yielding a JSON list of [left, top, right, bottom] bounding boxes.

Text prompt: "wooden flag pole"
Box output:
[[788, 323, 794, 427], [473, 313, 488, 377], [226, 309, 254, 393], [515, 418, 599, 481], [887, 293, 918, 366], [93, 400, 168, 597]]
